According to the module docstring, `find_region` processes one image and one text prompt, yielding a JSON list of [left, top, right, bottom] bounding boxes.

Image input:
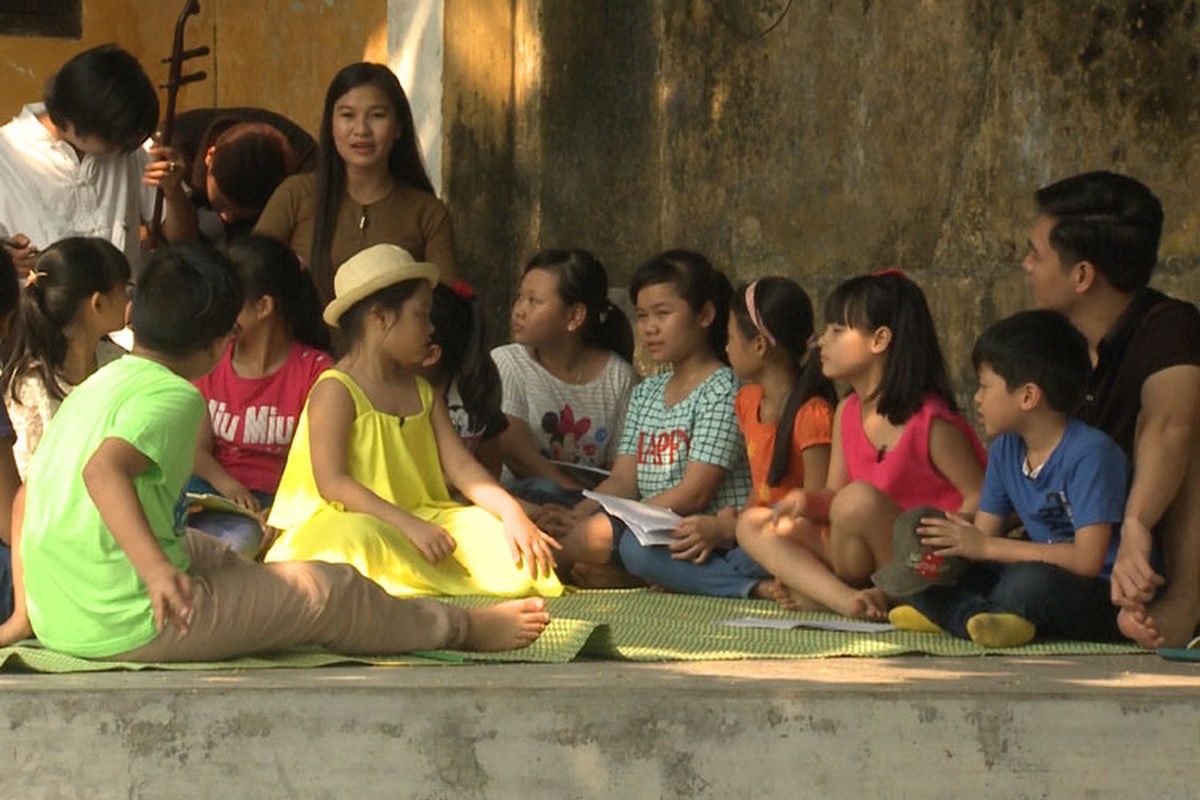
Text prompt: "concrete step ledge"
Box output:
[[2, 655, 1198, 799]]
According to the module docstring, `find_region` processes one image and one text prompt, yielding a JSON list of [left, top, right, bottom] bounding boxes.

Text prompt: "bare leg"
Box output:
[[1139, 453, 1200, 648], [737, 503, 887, 620], [0, 488, 30, 646], [462, 598, 550, 651], [828, 482, 900, 586], [555, 511, 618, 570]]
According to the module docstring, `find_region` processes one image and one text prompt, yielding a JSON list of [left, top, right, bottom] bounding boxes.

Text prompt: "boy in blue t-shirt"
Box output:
[[885, 310, 1131, 647]]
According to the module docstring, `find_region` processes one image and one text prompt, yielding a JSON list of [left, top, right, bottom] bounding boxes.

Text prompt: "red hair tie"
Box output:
[[451, 279, 474, 301], [873, 268, 907, 279]]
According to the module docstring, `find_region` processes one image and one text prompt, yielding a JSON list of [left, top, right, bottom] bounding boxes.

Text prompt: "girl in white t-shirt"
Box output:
[[491, 249, 636, 506], [423, 280, 508, 478], [1, 237, 130, 478]]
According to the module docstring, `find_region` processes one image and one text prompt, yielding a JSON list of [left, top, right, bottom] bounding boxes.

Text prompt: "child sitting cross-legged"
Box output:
[[883, 310, 1132, 647], [15, 242, 549, 661], [264, 244, 562, 598]]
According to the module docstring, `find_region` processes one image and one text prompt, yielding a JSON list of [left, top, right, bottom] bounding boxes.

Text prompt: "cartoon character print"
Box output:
[[541, 404, 601, 463]]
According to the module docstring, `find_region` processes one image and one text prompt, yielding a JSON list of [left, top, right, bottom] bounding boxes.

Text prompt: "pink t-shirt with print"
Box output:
[[194, 341, 332, 494]]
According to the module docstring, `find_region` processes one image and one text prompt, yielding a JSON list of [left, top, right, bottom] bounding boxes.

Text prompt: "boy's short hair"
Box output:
[[131, 242, 243, 358], [209, 122, 296, 212], [972, 310, 1091, 414], [1034, 171, 1163, 293], [44, 44, 159, 152]]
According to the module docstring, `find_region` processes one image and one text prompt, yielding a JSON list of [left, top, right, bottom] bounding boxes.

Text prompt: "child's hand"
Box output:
[[918, 512, 988, 560], [670, 515, 728, 563], [145, 564, 195, 636], [502, 515, 561, 580], [536, 502, 590, 539], [1, 232, 38, 278], [405, 519, 457, 565], [213, 476, 261, 513], [772, 489, 808, 520], [1110, 521, 1164, 608]]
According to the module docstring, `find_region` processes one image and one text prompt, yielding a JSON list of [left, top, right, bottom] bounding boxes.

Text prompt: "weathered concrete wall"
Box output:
[[443, 0, 1199, 399]]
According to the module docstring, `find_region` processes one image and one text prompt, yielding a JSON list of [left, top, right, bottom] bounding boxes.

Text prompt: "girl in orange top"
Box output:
[[731, 277, 891, 617], [668, 277, 837, 597]]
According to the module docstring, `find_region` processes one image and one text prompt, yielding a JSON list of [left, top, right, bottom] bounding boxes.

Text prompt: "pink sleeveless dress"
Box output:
[[841, 393, 986, 511]]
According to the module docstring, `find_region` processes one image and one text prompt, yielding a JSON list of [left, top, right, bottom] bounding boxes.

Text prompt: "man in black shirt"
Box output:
[[1023, 171, 1200, 648]]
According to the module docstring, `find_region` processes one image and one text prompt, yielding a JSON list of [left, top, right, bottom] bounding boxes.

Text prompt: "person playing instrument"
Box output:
[[0, 45, 198, 277], [172, 111, 315, 247]]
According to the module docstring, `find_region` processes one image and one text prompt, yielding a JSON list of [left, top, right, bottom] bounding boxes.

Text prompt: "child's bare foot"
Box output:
[[776, 584, 824, 612], [842, 587, 889, 621], [750, 578, 787, 602], [462, 598, 550, 651]]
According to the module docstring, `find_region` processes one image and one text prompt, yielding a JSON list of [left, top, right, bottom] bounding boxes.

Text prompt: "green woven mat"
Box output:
[[0, 589, 1147, 673], [524, 589, 1149, 661]]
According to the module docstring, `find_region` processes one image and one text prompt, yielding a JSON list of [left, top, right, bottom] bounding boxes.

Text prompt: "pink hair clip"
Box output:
[[744, 280, 777, 347]]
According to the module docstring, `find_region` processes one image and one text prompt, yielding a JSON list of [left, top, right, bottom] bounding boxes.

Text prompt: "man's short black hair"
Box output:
[[1034, 171, 1163, 293], [44, 44, 159, 152], [131, 242, 242, 358], [972, 310, 1091, 414]]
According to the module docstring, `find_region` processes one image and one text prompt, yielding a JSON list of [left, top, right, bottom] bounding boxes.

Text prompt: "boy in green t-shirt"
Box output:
[[18, 242, 548, 661]]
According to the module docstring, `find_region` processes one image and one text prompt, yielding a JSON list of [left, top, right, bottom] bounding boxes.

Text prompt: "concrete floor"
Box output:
[[3, 655, 1199, 799]]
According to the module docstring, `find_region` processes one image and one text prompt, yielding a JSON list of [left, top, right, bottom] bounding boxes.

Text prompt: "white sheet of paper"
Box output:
[[718, 616, 896, 634], [582, 490, 681, 547]]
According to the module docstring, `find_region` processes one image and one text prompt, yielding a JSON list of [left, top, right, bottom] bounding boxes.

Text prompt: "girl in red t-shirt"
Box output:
[[189, 236, 332, 556]]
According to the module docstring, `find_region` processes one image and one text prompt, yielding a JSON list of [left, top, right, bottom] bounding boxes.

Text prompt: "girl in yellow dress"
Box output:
[[265, 244, 562, 597]]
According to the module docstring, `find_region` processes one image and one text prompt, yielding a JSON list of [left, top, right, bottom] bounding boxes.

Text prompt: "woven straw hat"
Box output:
[[323, 244, 439, 327]]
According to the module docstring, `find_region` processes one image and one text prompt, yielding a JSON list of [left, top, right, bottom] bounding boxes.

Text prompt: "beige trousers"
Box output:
[[115, 529, 468, 662]]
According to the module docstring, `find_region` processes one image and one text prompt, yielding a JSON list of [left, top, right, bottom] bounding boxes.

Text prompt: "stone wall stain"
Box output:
[[445, 0, 1198, 397]]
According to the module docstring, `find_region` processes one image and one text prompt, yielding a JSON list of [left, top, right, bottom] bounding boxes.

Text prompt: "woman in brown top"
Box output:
[[255, 63, 458, 305]]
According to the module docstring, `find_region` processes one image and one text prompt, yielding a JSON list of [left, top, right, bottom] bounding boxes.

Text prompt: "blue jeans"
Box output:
[[907, 561, 1121, 642], [185, 476, 273, 560], [613, 515, 770, 598], [505, 476, 583, 508]]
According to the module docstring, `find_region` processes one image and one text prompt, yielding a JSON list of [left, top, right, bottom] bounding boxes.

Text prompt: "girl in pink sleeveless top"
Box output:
[[737, 272, 986, 619]]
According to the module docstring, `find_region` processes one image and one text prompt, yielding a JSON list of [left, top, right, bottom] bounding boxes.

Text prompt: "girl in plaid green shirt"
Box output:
[[550, 251, 766, 597]]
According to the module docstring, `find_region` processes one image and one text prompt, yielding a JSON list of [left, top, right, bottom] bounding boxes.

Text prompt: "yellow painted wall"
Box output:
[[212, 0, 387, 135], [0, 0, 386, 136]]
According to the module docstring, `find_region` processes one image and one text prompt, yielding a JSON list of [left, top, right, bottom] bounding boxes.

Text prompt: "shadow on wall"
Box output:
[[442, 0, 1200, 421]]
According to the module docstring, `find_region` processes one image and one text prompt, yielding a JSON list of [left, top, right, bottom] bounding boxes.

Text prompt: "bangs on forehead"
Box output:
[[822, 278, 873, 330]]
